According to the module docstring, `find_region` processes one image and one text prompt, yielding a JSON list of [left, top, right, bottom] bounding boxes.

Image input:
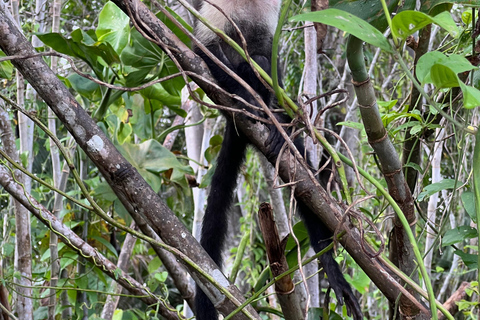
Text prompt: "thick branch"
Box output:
[[258, 203, 304, 320]]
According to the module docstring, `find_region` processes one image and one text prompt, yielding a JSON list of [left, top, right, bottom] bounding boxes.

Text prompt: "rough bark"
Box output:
[[258, 203, 304, 320]]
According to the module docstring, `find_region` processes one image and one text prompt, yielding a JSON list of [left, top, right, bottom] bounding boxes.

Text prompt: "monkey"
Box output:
[[192, 1, 363, 319]]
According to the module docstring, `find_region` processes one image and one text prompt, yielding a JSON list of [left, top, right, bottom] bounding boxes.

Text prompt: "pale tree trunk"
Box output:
[[187, 105, 211, 241], [31, 0, 47, 47], [48, 0, 66, 316], [47, 0, 62, 320], [424, 128, 445, 278], [302, 21, 319, 167], [9, 1, 33, 318], [302, 21, 320, 311], [183, 86, 213, 318]]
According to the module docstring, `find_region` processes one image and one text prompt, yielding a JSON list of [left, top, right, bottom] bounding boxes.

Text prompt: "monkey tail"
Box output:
[[195, 122, 248, 320]]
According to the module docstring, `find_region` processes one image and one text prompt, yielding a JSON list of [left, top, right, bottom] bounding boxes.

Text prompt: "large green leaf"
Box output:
[[116, 139, 193, 192], [417, 179, 458, 201], [96, 1, 130, 53], [391, 11, 458, 40], [291, 9, 392, 53], [459, 82, 480, 110], [417, 52, 476, 85], [330, 0, 406, 31], [453, 250, 477, 269], [37, 30, 120, 77], [430, 64, 459, 88], [420, 0, 478, 14], [416, 52, 480, 109], [121, 28, 185, 97], [67, 73, 100, 101], [442, 226, 477, 247], [91, 235, 119, 258], [141, 83, 181, 109], [461, 191, 476, 223]]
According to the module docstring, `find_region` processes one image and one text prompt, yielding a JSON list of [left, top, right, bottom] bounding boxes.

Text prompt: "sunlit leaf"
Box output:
[[291, 9, 391, 52]]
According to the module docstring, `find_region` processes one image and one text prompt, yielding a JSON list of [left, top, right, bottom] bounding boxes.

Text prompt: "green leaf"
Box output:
[[199, 164, 215, 188], [121, 29, 185, 96], [92, 235, 119, 257], [20, 151, 29, 168], [306, 308, 323, 320], [285, 221, 310, 268], [377, 99, 398, 110], [404, 162, 424, 175], [419, 1, 474, 15], [392, 120, 420, 135], [60, 251, 79, 269], [336, 121, 364, 131], [462, 192, 476, 223], [454, 250, 478, 269], [430, 64, 459, 88], [349, 268, 370, 294], [431, 11, 460, 37], [117, 122, 133, 144], [158, 7, 192, 45], [461, 10, 472, 25], [117, 139, 193, 192], [331, 0, 405, 31], [112, 309, 124, 320], [291, 9, 392, 53], [67, 73, 100, 100], [416, 51, 445, 84], [141, 83, 181, 108], [442, 226, 477, 246], [0, 51, 13, 79], [410, 124, 423, 135], [416, 52, 476, 85], [442, 54, 477, 74], [148, 256, 162, 274], [41, 248, 51, 261], [37, 30, 120, 76], [97, 2, 130, 53], [154, 271, 168, 283], [204, 134, 223, 164], [472, 69, 480, 89], [416, 52, 479, 108], [36, 33, 76, 56], [459, 82, 480, 109], [418, 179, 457, 201], [391, 11, 458, 40]]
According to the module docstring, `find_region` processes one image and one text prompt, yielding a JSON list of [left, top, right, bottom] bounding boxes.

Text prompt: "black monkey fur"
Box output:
[[193, 1, 362, 319]]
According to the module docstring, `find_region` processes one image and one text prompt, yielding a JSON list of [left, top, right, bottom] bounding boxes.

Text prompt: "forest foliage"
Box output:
[[0, 0, 480, 319]]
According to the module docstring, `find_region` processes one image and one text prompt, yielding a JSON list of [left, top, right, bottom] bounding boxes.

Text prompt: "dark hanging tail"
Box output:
[[195, 123, 248, 320]]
